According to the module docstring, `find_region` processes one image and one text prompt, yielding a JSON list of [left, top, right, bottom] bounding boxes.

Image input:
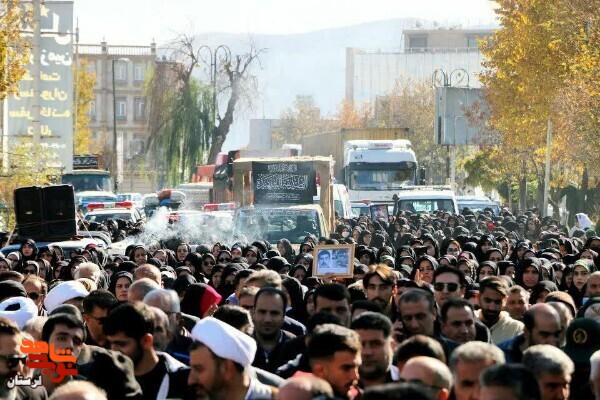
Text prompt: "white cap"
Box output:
[[44, 281, 88, 313], [0, 297, 38, 329], [190, 317, 257, 367]]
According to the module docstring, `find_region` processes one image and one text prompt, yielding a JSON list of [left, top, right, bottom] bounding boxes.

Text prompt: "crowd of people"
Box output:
[[0, 206, 599, 400]]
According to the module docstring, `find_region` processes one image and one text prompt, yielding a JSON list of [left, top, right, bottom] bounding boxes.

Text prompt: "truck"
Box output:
[[61, 155, 112, 193], [232, 156, 334, 245], [343, 140, 419, 203]]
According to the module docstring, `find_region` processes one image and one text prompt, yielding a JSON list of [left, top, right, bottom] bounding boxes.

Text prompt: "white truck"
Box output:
[[343, 140, 420, 203]]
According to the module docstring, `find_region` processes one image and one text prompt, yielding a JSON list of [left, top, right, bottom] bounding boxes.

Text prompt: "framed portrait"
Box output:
[[313, 244, 355, 278], [370, 204, 389, 221]]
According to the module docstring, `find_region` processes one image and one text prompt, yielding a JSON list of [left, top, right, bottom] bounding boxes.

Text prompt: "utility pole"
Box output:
[[112, 59, 118, 193], [73, 20, 79, 148], [31, 0, 42, 145]]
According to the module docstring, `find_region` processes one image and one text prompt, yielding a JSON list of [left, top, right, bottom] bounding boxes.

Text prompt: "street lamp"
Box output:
[[197, 45, 232, 124], [112, 57, 130, 193]]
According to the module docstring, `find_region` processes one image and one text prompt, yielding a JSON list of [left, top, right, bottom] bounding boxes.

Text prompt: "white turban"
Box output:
[[0, 297, 38, 329], [44, 281, 88, 314], [190, 317, 256, 368]]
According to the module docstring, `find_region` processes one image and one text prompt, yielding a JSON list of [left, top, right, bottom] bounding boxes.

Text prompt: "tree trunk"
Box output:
[[207, 77, 241, 164], [548, 187, 563, 219], [519, 160, 527, 211]]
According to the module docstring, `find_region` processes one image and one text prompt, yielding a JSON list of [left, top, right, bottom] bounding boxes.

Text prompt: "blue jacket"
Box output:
[[497, 333, 526, 363]]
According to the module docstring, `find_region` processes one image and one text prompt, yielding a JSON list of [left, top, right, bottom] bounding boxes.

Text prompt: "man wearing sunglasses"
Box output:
[[83, 290, 119, 348], [0, 317, 47, 399], [433, 266, 492, 344], [22, 275, 47, 316], [432, 266, 466, 308]]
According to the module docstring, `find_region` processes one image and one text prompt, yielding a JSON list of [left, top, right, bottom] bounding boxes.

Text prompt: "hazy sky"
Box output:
[[75, 0, 498, 44]]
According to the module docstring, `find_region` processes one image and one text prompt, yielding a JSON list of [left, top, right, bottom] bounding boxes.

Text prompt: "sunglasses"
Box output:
[[203, 261, 215, 266], [218, 258, 231, 263], [23, 269, 37, 274], [0, 354, 27, 369], [28, 292, 41, 300], [434, 282, 460, 292]]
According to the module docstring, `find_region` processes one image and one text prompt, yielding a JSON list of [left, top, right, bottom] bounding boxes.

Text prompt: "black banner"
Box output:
[[252, 161, 316, 204], [73, 155, 100, 169]]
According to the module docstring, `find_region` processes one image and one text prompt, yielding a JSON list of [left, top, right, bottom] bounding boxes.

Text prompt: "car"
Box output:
[[84, 201, 144, 224], [117, 193, 143, 209], [75, 191, 118, 213], [1, 238, 106, 259], [457, 196, 501, 216]]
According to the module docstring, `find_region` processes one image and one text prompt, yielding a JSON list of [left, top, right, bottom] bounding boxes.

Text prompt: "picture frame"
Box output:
[[313, 244, 355, 278], [370, 204, 389, 221]]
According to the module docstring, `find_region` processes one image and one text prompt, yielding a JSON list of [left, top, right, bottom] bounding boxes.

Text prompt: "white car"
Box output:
[[84, 202, 143, 224]]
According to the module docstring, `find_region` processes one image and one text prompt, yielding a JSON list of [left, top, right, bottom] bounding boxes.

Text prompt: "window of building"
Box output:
[[89, 100, 96, 120], [134, 97, 146, 120], [134, 64, 145, 82], [129, 135, 145, 157], [116, 97, 127, 120], [467, 34, 479, 49], [85, 61, 96, 75], [408, 36, 428, 51], [115, 62, 127, 82]]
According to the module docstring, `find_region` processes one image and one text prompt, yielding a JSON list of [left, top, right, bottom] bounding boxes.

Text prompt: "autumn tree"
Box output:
[[271, 95, 331, 146], [73, 59, 97, 154], [0, 0, 30, 100], [478, 0, 599, 214], [336, 99, 371, 129]]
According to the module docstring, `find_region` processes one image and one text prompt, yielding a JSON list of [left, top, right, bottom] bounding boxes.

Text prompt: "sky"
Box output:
[[74, 0, 498, 44]]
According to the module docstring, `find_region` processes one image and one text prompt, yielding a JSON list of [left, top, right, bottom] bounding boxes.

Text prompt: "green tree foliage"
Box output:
[[161, 79, 213, 185]]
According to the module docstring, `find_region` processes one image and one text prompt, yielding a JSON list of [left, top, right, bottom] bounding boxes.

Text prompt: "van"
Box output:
[[313, 184, 353, 219], [394, 186, 459, 214], [456, 196, 501, 216]]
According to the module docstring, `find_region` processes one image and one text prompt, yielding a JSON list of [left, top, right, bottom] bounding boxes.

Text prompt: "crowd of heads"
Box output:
[[0, 206, 598, 399]]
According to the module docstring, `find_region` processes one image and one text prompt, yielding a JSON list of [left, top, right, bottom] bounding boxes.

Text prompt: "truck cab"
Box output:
[[235, 204, 327, 245], [344, 140, 418, 203]]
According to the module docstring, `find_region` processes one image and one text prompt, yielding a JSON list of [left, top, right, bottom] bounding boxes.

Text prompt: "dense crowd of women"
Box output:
[[1, 208, 598, 324]]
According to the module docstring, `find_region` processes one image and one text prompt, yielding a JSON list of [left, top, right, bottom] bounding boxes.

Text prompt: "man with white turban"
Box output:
[[187, 317, 276, 399]]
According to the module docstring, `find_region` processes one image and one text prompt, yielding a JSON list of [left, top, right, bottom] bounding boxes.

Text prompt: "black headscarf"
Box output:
[[108, 271, 133, 292], [173, 274, 197, 298], [529, 281, 559, 305], [19, 239, 38, 263]]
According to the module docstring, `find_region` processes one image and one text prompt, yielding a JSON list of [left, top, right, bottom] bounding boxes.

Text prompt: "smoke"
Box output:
[[121, 207, 239, 249]]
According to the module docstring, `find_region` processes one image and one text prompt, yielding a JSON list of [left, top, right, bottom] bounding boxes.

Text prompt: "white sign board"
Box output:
[[7, 1, 74, 172]]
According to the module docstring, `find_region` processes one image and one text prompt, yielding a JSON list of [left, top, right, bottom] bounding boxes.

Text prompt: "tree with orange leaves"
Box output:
[[474, 0, 598, 214]]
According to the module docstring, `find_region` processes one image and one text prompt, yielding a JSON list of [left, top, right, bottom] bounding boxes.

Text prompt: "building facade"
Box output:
[[345, 27, 495, 105], [77, 42, 158, 193]]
